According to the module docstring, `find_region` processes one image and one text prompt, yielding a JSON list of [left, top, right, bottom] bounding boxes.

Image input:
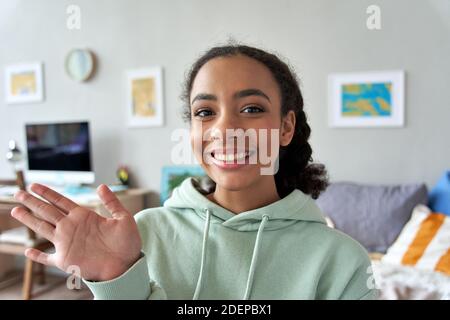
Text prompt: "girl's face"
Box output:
[[190, 55, 295, 192]]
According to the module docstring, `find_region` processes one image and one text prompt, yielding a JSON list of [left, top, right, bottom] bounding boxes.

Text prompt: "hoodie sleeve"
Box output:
[[83, 253, 167, 300]]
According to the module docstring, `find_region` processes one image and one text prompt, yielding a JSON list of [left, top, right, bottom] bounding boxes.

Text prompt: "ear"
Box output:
[[280, 110, 296, 147]]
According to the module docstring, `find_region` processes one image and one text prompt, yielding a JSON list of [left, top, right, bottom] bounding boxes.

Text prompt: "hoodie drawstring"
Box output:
[[193, 209, 211, 300], [193, 210, 269, 300], [243, 214, 269, 300]]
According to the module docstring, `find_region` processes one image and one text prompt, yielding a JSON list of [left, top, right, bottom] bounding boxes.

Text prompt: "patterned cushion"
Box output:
[[382, 205, 450, 276]]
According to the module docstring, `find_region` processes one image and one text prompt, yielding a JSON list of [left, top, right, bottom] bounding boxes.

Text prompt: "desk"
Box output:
[[0, 188, 150, 221]]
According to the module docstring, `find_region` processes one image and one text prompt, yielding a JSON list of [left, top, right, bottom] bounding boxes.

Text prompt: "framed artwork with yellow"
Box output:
[[126, 67, 164, 128], [5, 62, 45, 104], [328, 70, 405, 128]]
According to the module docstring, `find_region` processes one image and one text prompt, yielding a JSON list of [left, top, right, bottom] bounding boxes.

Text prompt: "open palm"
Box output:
[[11, 184, 142, 281]]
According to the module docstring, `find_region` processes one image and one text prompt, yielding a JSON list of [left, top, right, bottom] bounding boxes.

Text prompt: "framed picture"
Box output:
[[126, 67, 164, 128], [160, 165, 206, 205], [5, 62, 45, 104], [328, 70, 405, 127]]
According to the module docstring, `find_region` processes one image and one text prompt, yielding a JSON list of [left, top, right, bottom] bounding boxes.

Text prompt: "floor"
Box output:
[[0, 270, 93, 300]]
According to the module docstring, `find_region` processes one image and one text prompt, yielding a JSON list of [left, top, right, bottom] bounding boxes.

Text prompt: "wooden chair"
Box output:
[[0, 170, 53, 300]]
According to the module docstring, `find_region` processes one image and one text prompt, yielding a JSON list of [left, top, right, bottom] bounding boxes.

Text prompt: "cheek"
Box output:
[[255, 121, 280, 150], [260, 129, 280, 158], [190, 124, 205, 160]]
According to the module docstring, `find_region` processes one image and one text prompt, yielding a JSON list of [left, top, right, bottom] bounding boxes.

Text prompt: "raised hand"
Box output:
[[11, 184, 142, 281]]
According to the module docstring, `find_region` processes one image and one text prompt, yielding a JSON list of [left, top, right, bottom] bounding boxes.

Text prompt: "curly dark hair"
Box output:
[[181, 44, 328, 199]]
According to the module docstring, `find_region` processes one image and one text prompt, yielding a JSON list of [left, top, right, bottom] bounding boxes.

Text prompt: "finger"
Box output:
[[25, 248, 54, 266], [30, 183, 78, 214], [11, 206, 55, 242], [14, 190, 65, 225], [97, 184, 130, 219]]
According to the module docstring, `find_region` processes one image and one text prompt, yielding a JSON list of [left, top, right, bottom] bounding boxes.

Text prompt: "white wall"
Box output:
[[1, 0, 449, 193]]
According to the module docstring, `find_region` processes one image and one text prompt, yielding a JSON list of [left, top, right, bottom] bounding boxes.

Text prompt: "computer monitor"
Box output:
[[24, 121, 95, 186]]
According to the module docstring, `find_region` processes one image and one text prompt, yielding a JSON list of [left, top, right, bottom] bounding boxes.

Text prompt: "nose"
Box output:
[[209, 110, 243, 143]]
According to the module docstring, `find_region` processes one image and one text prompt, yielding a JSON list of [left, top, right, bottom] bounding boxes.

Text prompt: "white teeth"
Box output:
[[213, 152, 248, 162]]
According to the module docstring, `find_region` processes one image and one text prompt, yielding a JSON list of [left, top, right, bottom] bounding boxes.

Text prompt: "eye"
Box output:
[[241, 105, 264, 114], [193, 108, 214, 118]]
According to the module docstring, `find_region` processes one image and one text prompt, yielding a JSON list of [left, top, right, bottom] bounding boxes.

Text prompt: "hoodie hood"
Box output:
[[164, 177, 327, 231]]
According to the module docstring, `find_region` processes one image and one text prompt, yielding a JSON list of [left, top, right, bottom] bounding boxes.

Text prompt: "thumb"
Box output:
[[97, 184, 130, 219]]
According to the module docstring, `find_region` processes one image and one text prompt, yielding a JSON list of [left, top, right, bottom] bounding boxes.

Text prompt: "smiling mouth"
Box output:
[[212, 151, 250, 162], [209, 150, 257, 167]]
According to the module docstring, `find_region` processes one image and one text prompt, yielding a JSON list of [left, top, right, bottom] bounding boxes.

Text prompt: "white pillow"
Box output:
[[382, 205, 450, 276]]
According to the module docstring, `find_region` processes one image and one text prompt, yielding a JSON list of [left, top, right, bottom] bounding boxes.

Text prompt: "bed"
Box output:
[[316, 182, 450, 300]]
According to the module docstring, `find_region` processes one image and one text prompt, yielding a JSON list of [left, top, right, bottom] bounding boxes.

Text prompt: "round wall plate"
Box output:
[[65, 49, 95, 82]]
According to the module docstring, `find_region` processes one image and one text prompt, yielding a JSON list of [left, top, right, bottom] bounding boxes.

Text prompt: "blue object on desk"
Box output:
[[62, 184, 128, 197], [63, 185, 95, 196], [107, 184, 128, 192]]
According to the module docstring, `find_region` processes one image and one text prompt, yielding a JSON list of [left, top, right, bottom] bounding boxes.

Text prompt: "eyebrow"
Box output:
[[234, 88, 271, 102], [191, 88, 271, 104], [191, 93, 217, 104]]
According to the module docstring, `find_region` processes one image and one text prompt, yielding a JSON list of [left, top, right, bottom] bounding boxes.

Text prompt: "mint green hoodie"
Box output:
[[85, 178, 377, 300]]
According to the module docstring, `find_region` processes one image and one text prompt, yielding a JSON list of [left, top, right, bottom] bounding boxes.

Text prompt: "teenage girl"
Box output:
[[11, 44, 377, 300]]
